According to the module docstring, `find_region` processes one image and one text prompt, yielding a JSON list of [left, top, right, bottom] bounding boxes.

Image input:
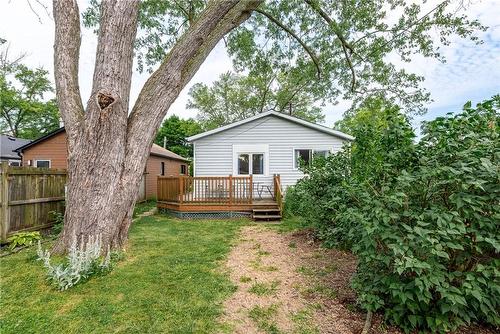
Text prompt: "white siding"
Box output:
[[193, 115, 347, 190]]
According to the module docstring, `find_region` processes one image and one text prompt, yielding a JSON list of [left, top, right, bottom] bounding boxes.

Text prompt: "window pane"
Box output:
[[238, 154, 249, 174], [160, 162, 165, 176], [295, 149, 311, 168], [36, 160, 50, 168], [252, 154, 264, 175], [314, 150, 329, 158], [9, 161, 21, 167], [180, 164, 187, 175]]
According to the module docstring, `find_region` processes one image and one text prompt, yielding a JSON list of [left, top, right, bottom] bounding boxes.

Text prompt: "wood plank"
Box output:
[[9, 197, 66, 206]]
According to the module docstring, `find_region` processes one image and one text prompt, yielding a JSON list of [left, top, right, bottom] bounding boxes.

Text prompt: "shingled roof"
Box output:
[[1, 135, 31, 160], [150, 143, 189, 162]]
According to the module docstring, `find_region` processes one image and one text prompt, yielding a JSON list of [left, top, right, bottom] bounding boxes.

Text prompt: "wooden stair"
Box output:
[[252, 207, 282, 221]]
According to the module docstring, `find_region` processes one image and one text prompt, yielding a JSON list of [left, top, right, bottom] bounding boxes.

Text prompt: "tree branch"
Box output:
[[53, 0, 84, 135], [304, 0, 359, 91], [126, 0, 264, 170], [254, 8, 321, 79]]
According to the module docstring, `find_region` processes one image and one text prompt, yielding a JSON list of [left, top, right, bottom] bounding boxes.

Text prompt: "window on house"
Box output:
[[314, 150, 330, 159], [252, 154, 264, 175], [160, 162, 165, 176], [35, 160, 51, 168], [180, 164, 187, 175], [294, 149, 312, 168], [237, 153, 265, 175], [238, 154, 249, 175], [8, 160, 21, 167]]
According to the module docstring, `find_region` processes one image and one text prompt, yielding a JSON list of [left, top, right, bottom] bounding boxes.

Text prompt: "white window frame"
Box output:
[[35, 159, 51, 168], [8, 160, 21, 167], [293, 148, 332, 170], [233, 144, 269, 176]]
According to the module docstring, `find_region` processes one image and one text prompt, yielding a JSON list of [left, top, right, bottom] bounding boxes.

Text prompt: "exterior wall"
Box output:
[[145, 155, 188, 199], [193, 115, 347, 190], [21, 131, 68, 169], [21, 131, 188, 199]]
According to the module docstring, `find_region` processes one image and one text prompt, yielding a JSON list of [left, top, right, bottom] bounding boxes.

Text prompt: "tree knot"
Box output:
[[97, 93, 115, 110]]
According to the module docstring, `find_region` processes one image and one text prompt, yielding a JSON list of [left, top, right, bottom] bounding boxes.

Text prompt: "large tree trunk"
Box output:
[[52, 0, 262, 252]]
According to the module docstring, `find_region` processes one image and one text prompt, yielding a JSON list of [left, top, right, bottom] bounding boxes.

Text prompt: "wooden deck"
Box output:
[[157, 175, 283, 217]]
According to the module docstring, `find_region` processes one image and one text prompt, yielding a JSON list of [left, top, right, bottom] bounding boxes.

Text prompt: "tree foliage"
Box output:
[[84, 0, 486, 115], [188, 72, 324, 130], [0, 42, 60, 139], [285, 96, 500, 332], [154, 115, 202, 158]]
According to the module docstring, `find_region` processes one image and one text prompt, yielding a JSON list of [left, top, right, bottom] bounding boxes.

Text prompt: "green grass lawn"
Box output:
[[132, 199, 157, 218], [0, 215, 247, 334]]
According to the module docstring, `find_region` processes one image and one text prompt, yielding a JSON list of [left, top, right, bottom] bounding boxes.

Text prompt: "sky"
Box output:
[[1, 0, 499, 130]]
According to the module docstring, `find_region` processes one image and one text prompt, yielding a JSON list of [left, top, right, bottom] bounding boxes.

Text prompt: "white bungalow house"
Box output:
[[187, 111, 353, 195], [157, 111, 352, 220]]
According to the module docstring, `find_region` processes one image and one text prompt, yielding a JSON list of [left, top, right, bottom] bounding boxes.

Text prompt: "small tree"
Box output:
[[154, 115, 202, 158], [0, 42, 60, 139]]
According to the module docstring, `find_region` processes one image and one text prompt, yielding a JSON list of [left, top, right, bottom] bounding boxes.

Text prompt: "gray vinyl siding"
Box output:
[[192, 115, 348, 190]]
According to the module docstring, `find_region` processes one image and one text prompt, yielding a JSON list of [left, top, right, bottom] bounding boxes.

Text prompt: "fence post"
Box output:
[[1, 162, 10, 241]]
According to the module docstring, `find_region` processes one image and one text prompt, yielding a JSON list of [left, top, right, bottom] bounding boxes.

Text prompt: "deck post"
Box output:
[[228, 174, 233, 205], [179, 176, 184, 204], [249, 174, 253, 203]]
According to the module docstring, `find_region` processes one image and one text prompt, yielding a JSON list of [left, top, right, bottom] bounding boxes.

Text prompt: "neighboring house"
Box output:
[[0, 135, 31, 166], [15, 128, 190, 199], [187, 111, 353, 193]]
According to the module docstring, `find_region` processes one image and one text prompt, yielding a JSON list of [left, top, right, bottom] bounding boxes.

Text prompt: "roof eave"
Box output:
[[187, 111, 354, 142]]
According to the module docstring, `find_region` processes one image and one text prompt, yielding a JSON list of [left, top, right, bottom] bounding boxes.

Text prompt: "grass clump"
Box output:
[[249, 304, 282, 334], [248, 280, 280, 296], [239, 276, 252, 283], [292, 308, 320, 334], [132, 199, 156, 218]]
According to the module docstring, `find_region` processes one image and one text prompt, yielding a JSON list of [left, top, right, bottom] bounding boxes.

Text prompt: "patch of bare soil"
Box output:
[[221, 225, 319, 333]]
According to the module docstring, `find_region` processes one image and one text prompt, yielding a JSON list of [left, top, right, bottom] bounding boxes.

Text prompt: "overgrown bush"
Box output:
[[286, 97, 500, 332], [36, 235, 111, 291]]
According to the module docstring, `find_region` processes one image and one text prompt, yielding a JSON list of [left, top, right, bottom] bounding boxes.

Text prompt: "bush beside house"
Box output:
[[285, 96, 500, 332]]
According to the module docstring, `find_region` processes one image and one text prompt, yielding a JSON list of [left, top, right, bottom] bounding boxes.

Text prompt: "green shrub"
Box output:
[[7, 231, 41, 250], [49, 211, 64, 235], [287, 96, 500, 332], [37, 234, 112, 291]]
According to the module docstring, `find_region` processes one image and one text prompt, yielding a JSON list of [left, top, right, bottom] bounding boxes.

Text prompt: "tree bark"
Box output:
[[52, 0, 263, 252]]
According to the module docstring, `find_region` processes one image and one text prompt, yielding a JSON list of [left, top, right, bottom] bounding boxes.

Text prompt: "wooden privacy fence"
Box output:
[[0, 162, 67, 241]]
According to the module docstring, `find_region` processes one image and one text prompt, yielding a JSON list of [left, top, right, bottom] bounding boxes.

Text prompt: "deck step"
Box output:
[[253, 214, 282, 220], [253, 208, 280, 213]]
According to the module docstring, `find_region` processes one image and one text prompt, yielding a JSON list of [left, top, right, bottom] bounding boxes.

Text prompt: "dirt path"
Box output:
[[220, 225, 362, 334], [220, 225, 497, 334]]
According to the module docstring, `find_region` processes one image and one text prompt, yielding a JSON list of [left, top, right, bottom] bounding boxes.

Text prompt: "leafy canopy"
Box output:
[[187, 71, 324, 130], [83, 0, 486, 116], [0, 41, 60, 139], [154, 115, 202, 158]]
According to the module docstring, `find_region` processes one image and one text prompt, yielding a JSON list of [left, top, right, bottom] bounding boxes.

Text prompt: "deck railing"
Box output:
[[158, 175, 253, 205], [273, 174, 283, 213]]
